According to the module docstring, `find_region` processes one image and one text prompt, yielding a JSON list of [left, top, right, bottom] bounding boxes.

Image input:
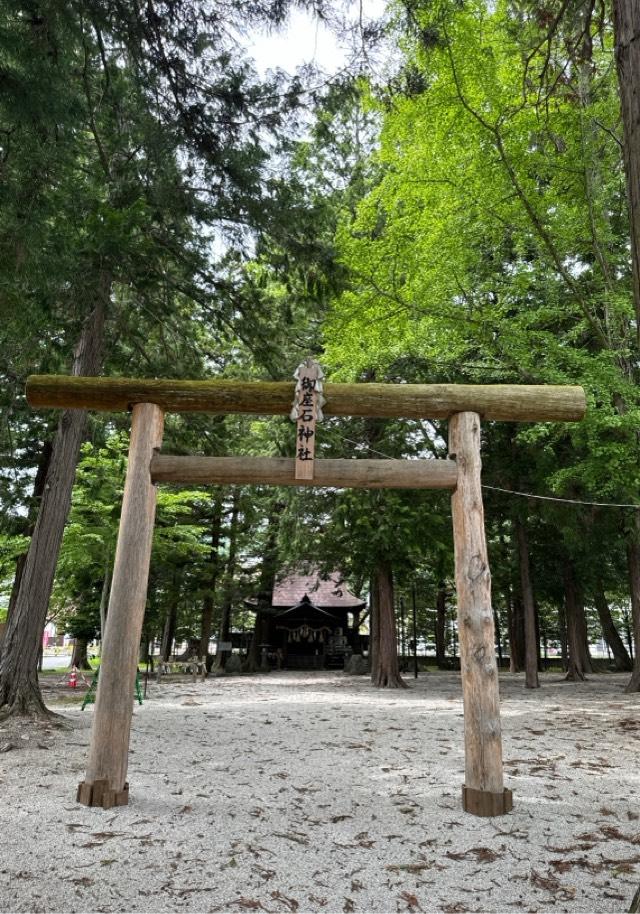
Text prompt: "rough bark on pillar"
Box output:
[[78, 403, 164, 807], [449, 412, 511, 817]]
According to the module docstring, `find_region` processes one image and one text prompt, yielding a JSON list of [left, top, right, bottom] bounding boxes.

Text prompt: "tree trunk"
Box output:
[[244, 508, 280, 673], [509, 592, 526, 673], [246, 609, 271, 673], [593, 579, 633, 672], [199, 498, 223, 659], [535, 603, 543, 672], [5, 439, 54, 632], [503, 585, 516, 673], [70, 637, 92, 670], [493, 606, 503, 668], [401, 596, 409, 668], [214, 598, 233, 672], [515, 518, 539, 688], [578, 588, 593, 674], [0, 294, 107, 718], [352, 607, 363, 654], [371, 562, 406, 688], [369, 573, 379, 679], [556, 600, 568, 671], [139, 638, 149, 664], [245, 611, 263, 673], [563, 561, 591, 681], [625, 531, 640, 692], [613, 0, 640, 346], [214, 491, 240, 673], [541, 623, 548, 667], [435, 582, 447, 669], [99, 559, 112, 645], [623, 609, 635, 660], [161, 592, 179, 662], [200, 595, 214, 660]]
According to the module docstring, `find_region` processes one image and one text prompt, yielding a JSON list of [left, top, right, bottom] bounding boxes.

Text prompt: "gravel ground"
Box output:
[[0, 670, 639, 914]]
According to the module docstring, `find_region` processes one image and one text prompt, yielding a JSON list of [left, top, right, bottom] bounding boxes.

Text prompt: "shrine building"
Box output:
[[247, 570, 366, 670]]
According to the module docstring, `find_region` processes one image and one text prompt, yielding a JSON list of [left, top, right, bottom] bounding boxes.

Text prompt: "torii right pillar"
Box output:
[[449, 411, 513, 817]]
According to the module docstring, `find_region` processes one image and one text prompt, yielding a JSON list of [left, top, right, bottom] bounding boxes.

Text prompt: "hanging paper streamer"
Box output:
[[277, 624, 332, 641]]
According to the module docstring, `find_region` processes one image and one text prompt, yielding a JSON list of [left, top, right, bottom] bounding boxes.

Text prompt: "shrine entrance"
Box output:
[[26, 368, 586, 817]]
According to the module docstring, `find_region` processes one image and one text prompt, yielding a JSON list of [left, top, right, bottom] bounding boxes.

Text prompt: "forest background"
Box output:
[[1, 0, 640, 716]]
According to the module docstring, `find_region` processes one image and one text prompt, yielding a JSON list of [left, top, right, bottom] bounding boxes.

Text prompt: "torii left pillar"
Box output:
[[77, 402, 164, 808]]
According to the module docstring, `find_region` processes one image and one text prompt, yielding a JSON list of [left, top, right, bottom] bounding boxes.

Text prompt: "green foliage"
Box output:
[[3, 0, 638, 662], [325, 0, 639, 532], [53, 435, 210, 639], [0, 533, 29, 616]]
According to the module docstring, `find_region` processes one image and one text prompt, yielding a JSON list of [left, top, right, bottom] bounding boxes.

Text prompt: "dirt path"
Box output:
[[0, 671, 638, 913]]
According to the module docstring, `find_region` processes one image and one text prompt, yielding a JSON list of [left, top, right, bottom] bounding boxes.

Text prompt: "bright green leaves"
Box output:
[[324, 0, 640, 519], [327, 0, 634, 381]]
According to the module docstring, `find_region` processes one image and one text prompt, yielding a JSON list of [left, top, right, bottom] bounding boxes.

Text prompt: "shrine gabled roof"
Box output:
[[274, 595, 339, 619], [271, 571, 365, 610]]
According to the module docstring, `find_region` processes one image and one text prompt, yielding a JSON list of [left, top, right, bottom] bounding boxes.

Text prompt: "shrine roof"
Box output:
[[271, 571, 365, 610]]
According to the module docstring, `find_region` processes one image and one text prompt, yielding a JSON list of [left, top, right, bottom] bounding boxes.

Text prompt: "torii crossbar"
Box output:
[[27, 375, 586, 817]]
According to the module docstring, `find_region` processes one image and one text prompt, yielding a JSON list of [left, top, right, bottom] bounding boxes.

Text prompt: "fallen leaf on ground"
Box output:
[[445, 847, 500, 863], [270, 890, 299, 912], [386, 863, 431, 874], [231, 898, 268, 911], [273, 831, 309, 846], [400, 891, 423, 912]]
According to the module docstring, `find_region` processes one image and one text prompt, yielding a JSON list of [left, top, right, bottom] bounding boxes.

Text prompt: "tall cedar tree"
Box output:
[[0, 0, 328, 716]]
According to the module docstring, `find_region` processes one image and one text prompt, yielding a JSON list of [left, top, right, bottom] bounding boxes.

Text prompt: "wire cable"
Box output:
[[330, 427, 640, 510], [480, 484, 640, 510]]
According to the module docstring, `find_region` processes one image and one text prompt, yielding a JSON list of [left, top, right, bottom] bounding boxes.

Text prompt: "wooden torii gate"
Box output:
[[27, 373, 586, 817]]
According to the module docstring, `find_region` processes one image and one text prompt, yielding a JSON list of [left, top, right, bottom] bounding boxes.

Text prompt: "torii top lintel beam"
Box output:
[[26, 375, 586, 423]]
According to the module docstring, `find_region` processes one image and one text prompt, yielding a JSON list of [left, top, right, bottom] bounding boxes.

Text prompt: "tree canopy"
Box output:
[[1, 0, 640, 708]]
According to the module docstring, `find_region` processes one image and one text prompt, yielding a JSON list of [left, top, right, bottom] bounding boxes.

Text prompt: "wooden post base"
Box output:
[[76, 779, 129, 809], [462, 785, 513, 817]]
